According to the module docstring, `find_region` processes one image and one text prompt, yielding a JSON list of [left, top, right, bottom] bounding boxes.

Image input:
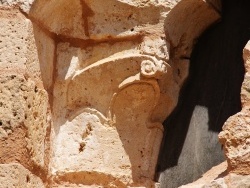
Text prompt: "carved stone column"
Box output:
[[50, 34, 172, 186], [28, 0, 174, 186], [26, 0, 219, 187]]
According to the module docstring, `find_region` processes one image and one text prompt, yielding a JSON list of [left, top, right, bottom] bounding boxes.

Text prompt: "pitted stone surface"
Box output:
[[0, 71, 50, 169], [219, 41, 250, 175], [0, 0, 34, 12], [0, 163, 44, 188], [0, 0, 250, 187], [0, 6, 50, 185]]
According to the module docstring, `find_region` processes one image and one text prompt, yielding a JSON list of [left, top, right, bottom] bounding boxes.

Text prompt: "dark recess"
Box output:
[[157, 0, 250, 187]]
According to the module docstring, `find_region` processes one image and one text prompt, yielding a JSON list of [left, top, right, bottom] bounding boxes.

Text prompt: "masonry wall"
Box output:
[[0, 0, 249, 187]]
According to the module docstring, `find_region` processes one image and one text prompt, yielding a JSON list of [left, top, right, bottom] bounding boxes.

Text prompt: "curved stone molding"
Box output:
[[140, 59, 168, 78], [52, 41, 168, 186], [110, 74, 164, 183], [29, 0, 168, 40], [30, 0, 221, 187], [0, 0, 225, 187], [2, 0, 250, 188], [164, 0, 221, 88]]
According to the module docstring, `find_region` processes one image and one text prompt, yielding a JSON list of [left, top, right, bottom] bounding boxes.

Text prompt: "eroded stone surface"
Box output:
[[227, 173, 250, 188], [219, 41, 250, 175], [0, 163, 44, 188], [0, 7, 29, 66], [0, 70, 50, 170], [30, 0, 220, 187], [241, 41, 250, 107], [0, 0, 34, 12], [219, 108, 250, 175], [32, 22, 55, 91], [0, 6, 50, 181], [1, 0, 250, 187], [179, 162, 228, 188], [33, 1, 183, 186], [180, 162, 250, 188], [180, 171, 250, 188], [51, 39, 169, 186], [29, 0, 174, 40], [0, 7, 42, 84]]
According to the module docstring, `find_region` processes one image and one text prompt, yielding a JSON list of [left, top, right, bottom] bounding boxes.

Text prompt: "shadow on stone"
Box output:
[[158, 0, 250, 187]]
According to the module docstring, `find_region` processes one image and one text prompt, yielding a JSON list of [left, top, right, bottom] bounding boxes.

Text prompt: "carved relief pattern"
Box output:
[[0, 0, 222, 187], [29, 0, 220, 187], [52, 35, 169, 187]]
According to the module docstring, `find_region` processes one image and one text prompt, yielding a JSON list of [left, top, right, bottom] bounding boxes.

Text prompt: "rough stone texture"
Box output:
[[0, 5, 50, 186], [180, 162, 250, 188], [227, 173, 250, 188], [34, 0, 220, 186], [0, 163, 44, 188], [179, 161, 228, 188], [0, 6, 42, 84], [218, 41, 250, 175], [0, 69, 50, 172], [219, 108, 250, 175], [0, 0, 34, 13], [32, 22, 55, 92], [29, 0, 172, 40], [0, 0, 250, 187], [51, 32, 169, 187]]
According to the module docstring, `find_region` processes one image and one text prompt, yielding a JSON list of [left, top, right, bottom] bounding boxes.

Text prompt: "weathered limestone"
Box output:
[[48, 6, 170, 188], [179, 161, 228, 188], [0, 0, 34, 13], [180, 168, 250, 188], [32, 0, 219, 186], [219, 41, 250, 175], [180, 163, 250, 188], [0, 6, 42, 84], [0, 163, 44, 188], [219, 109, 250, 175], [0, 0, 250, 187], [32, 22, 55, 92], [27, 0, 179, 187], [0, 5, 50, 183], [0, 71, 49, 167]]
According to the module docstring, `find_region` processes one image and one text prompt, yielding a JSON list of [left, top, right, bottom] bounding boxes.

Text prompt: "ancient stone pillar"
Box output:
[[3, 0, 250, 187]]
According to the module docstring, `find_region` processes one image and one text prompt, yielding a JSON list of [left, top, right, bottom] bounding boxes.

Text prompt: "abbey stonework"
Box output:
[[0, 0, 249, 187]]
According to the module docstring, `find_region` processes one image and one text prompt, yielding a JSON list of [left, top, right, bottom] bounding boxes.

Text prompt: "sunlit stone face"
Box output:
[[44, 1, 174, 187], [28, 0, 220, 187], [0, 0, 222, 187], [1, 0, 250, 187]]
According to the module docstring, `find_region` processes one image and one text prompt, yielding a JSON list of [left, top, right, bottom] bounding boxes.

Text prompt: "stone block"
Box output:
[[0, 163, 44, 188]]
